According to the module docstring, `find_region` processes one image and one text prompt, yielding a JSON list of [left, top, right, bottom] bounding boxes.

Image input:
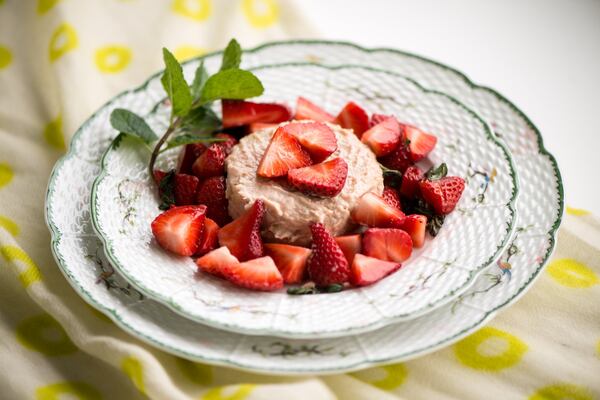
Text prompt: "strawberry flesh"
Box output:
[[226, 256, 284, 291], [334, 234, 362, 266], [282, 121, 337, 163], [196, 246, 238, 278], [379, 138, 413, 173], [218, 199, 265, 261], [362, 228, 413, 263], [214, 133, 238, 155], [177, 143, 206, 175], [335, 101, 370, 138], [401, 214, 427, 248], [306, 222, 350, 286], [192, 143, 226, 179], [399, 166, 424, 198], [370, 113, 390, 127], [257, 127, 312, 178], [295, 96, 335, 122], [195, 217, 220, 256], [351, 192, 406, 228], [222, 100, 291, 128], [287, 157, 348, 197], [151, 205, 206, 256], [361, 117, 402, 156], [195, 176, 231, 226], [420, 176, 465, 214], [173, 173, 199, 206], [350, 254, 402, 287], [382, 186, 402, 210], [264, 243, 310, 284], [249, 122, 278, 133], [405, 125, 437, 162]]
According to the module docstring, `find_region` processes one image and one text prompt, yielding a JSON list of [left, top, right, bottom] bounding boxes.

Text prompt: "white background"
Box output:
[[299, 0, 600, 215]]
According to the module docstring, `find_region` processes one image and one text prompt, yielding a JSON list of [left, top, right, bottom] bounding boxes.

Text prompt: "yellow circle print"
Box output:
[[242, 0, 279, 28], [43, 114, 66, 150], [0, 162, 14, 188], [0, 215, 19, 236], [49, 23, 78, 62], [0, 46, 12, 69], [172, 0, 212, 21], [547, 258, 599, 288], [15, 314, 77, 356], [95, 46, 132, 73], [351, 363, 408, 390], [37, 0, 62, 15], [122, 356, 146, 395], [174, 45, 206, 62], [566, 206, 590, 216], [36, 381, 101, 400], [529, 383, 594, 400], [454, 327, 528, 371]]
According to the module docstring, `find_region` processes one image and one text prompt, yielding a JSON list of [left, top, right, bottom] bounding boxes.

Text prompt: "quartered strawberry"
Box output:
[[177, 143, 206, 175], [404, 125, 437, 162], [294, 96, 335, 122], [153, 169, 168, 184], [264, 243, 310, 284], [218, 199, 265, 261], [351, 192, 406, 228], [192, 143, 226, 179], [226, 256, 284, 291], [287, 157, 348, 197], [222, 100, 291, 128], [173, 173, 199, 206], [350, 254, 402, 287], [382, 186, 402, 210], [215, 133, 238, 155], [401, 214, 427, 248], [419, 176, 465, 214], [257, 127, 312, 178], [370, 113, 390, 127], [361, 117, 402, 156], [195, 176, 231, 226], [196, 246, 239, 278], [282, 121, 337, 162], [195, 217, 220, 256], [399, 166, 424, 198], [362, 228, 413, 263], [334, 234, 362, 266], [249, 122, 278, 133], [151, 205, 206, 256], [379, 139, 413, 173], [306, 222, 350, 286], [335, 101, 370, 137]]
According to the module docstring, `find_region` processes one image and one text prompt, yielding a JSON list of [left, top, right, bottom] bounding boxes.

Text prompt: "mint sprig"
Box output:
[[220, 39, 242, 71], [161, 48, 193, 118], [110, 109, 158, 143], [200, 69, 264, 103]]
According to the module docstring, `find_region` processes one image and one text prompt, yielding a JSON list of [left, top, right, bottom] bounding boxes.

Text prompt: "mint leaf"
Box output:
[[200, 69, 263, 103], [164, 134, 225, 151], [161, 48, 193, 117], [190, 61, 208, 101], [180, 106, 221, 133], [425, 163, 448, 181], [110, 109, 158, 143], [220, 39, 241, 71], [158, 170, 176, 210]]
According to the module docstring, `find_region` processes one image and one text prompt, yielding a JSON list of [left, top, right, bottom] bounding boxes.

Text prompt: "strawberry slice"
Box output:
[[282, 122, 337, 162], [192, 143, 226, 179], [378, 138, 413, 173], [420, 176, 465, 214], [382, 186, 402, 210], [350, 254, 402, 287], [257, 127, 312, 178], [153, 169, 168, 184], [195, 176, 231, 226], [173, 173, 200, 206], [399, 166, 424, 198], [218, 199, 265, 261], [177, 143, 206, 175], [361, 117, 402, 156], [287, 157, 348, 197], [401, 214, 427, 248], [335, 101, 370, 137], [362, 228, 413, 263], [351, 192, 406, 228], [334, 234, 361, 265], [249, 122, 278, 133], [214, 133, 238, 155], [295, 97, 335, 122], [195, 217, 220, 256], [222, 100, 291, 128], [370, 113, 390, 127], [264, 243, 310, 284], [151, 205, 206, 256], [196, 246, 239, 278], [405, 125, 437, 162], [306, 222, 350, 286], [225, 256, 284, 291]]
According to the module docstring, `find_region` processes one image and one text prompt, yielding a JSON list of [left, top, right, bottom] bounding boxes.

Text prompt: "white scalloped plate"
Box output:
[[46, 40, 562, 374]]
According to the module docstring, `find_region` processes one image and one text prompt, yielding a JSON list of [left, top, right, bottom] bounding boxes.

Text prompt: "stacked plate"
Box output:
[[45, 40, 563, 375]]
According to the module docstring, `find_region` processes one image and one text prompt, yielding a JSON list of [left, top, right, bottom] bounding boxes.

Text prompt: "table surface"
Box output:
[[300, 0, 600, 215]]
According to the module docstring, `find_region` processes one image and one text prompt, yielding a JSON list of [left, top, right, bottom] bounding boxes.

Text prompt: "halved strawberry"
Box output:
[[281, 121, 337, 162], [287, 157, 348, 197], [257, 127, 312, 178], [151, 205, 206, 256], [306, 222, 350, 286], [295, 97, 335, 122], [378, 138, 413, 173], [153, 169, 168, 184], [401, 214, 427, 248], [215, 133, 238, 155], [196, 246, 239, 278], [218, 199, 265, 261], [334, 234, 362, 265], [264, 243, 310, 284], [195, 217, 220, 256], [177, 143, 206, 175], [173, 173, 200, 206], [362, 228, 413, 263], [405, 125, 437, 162], [382, 186, 402, 210], [399, 166, 424, 198], [351, 192, 406, 228], [195, 176, 231, 226], [370, 113, 390, 127], [419, 176, 465, 214], [361, 117, 402, 156], [225, 256, 284, 291], [350, 254, 402, 287], [192, 144, 225, 179], [222, 100, 291, 128], [249, 122, 278, 133], [335, 102, 370, 137]]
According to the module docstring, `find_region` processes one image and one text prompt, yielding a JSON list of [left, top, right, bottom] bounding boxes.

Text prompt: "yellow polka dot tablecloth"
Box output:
[[1, 1, 599, 399]]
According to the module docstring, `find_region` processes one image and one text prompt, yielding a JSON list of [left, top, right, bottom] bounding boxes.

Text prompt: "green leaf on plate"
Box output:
[[110, 109, 158, 143], [161, 48, 193, 117], [180, 106, 221, 133], [164, 134, 225, 151], [220, 39, 242, 71], [200, 69, 264, 103], [158, 170, 176, 210], [190, 61, 208, 102], [425, 163, 448, 181]]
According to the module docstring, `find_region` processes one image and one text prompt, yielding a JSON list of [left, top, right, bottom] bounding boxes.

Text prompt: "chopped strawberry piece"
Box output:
[[153, 169, 168, 184], [419, 176, 465, 214], [218, 199, 265, 261], [405, 125, 437, 162], [334, 234, 362, 265], [351, 192, 406, 228], [306, 222, 350, 286], [151, 205, 206, 256], [195, 217, 220, 256], [215, 133, 238, 155], [282, 121, 337, 162], [222, 100, 291, 128], [379, 137, 413, 173], [370, 113, 390, 127], [362, 228, 413, 263], [249, 122, 278, 133], [350, 254, 402, 287], [257, 127, 312, 178], [196, 246, 239, 278], [335, 101, 370, 137], [295, 97, 335, 122], [361, 117, 402, 156], [401, 214, 427, 248], [264, 243, 310, 284], [382, 186, 402, 210], [192, 144, 226, 179], [173, 173, 199, 206], [399, 166, 424, 198], [226, 256, 284, 291], [287, 157, 348, 197], [177, 143, 207, 175], [195, 176, 231, 226]]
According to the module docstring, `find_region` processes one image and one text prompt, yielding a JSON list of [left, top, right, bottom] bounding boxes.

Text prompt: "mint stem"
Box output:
[[148, 117, 182, 180]]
